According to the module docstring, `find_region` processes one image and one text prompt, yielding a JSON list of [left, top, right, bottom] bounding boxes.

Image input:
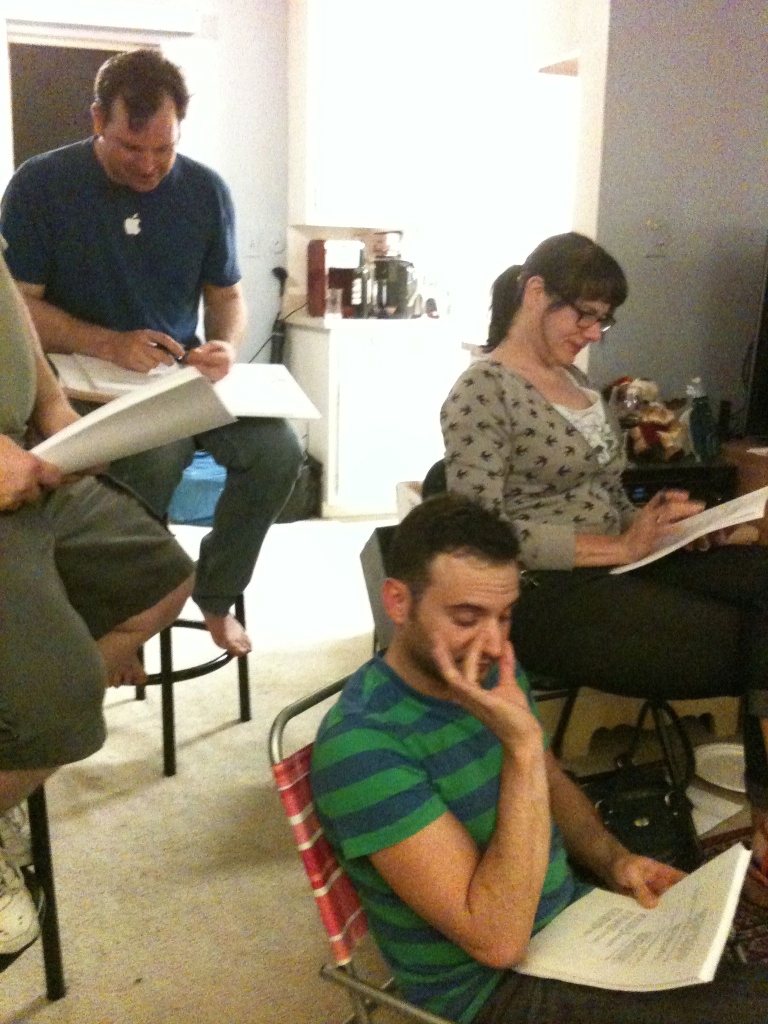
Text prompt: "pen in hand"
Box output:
[[149, 341, 186, 364]]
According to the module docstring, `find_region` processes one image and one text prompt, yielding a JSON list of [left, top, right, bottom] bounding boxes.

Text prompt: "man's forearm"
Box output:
[[461, 742, 552, 965], [546, 752, 627, 881], [24, 293, 117, 359], [373, 735, 553, 972], [203, 284, 247, 350]]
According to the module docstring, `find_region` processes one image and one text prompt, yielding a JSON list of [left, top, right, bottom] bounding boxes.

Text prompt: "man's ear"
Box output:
[[91, 103, 105, 136], [382, 578, 412, 628]]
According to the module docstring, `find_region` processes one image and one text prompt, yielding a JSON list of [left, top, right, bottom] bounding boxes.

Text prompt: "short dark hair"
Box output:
[[486, 232, 628, 350], [94, 48, 190, 129], [388, 494, 519, 600]]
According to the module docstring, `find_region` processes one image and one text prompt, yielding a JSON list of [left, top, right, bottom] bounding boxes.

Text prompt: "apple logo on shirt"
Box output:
[[124, 214, 141, 236]]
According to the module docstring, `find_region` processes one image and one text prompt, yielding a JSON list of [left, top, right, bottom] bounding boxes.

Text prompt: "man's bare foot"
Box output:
[[108, 654, 148, 688], [203, 611, 252, 657]]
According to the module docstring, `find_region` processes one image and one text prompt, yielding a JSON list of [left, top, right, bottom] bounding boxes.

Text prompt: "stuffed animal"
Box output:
[[605, 377, 687, 462]]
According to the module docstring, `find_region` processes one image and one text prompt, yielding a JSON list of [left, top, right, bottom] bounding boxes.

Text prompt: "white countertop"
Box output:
[[286, 313, 451, 333]]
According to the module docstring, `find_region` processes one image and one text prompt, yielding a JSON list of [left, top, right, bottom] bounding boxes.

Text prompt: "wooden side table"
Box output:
[[720, 439, 768, 544]]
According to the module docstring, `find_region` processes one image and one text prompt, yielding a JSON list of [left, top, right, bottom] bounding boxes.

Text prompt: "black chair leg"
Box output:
[[135, 646, 147, 701], [235, 594, 251, 723], [550, 688, 580, 759], [147, 599, 250, 777], [27, 787, 65, 1001], [160, 627, 176, 778]]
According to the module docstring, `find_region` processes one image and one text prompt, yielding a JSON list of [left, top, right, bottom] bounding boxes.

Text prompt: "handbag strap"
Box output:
[[615, 699, 696, 791]]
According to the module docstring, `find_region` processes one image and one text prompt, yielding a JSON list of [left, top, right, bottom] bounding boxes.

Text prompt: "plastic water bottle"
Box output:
[[685, 378, 719, 462]]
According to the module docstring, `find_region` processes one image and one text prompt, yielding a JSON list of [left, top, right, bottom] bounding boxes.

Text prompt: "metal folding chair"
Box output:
[[0, 786, 65, 1000], [269, 679, 452, 1024]]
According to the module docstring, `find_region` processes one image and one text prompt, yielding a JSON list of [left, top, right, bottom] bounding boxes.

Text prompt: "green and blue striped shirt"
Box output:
[[311, 656, 580, 1023]]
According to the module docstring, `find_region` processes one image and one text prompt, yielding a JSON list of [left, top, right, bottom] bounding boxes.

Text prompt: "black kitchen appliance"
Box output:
[[371, 256, 417, 319]]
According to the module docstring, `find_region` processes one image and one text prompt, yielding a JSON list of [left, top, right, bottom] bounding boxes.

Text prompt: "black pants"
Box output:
[[510, 546, 768, 809], [474, 960, 768, 1024]]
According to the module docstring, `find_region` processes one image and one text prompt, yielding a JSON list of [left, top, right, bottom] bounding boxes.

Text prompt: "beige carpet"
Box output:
[[1, 518, 393, 1024]]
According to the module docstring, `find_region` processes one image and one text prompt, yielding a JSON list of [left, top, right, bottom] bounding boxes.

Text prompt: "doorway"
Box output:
[[9, 43, 123, 167]]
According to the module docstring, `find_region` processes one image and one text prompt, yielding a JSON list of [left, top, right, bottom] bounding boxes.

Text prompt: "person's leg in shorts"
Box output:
[[48, 475, 195, 687], [0, 475, 194, 807], [0, 490, 101, 951], [0, 476, 192, 952]]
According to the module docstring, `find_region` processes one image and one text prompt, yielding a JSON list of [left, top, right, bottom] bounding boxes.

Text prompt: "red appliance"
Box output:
[[307, 239, 365, 317]]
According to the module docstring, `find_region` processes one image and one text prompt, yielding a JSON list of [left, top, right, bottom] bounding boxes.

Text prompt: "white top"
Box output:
[[552, 388, 621, 467]]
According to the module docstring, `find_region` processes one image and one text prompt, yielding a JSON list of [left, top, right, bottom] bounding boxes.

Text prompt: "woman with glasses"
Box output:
[[441, 231, 768, 903]]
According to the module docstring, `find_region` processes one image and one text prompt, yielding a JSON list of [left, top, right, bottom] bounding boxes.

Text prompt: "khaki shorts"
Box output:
[[0, 476, 193, 770]]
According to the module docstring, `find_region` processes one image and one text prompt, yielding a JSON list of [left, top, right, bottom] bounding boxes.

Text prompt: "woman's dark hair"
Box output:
[[94, 49, 190, 130], [485, 232, 628, 351], [388, 493, 519, 601]]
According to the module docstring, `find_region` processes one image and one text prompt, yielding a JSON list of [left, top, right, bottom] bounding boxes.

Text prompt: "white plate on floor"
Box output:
[[694, 742, 746, 794]]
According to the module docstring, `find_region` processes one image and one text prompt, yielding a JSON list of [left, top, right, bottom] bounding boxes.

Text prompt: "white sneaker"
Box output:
[[0, 849, 39, 954], [0, 806, 32, 868]]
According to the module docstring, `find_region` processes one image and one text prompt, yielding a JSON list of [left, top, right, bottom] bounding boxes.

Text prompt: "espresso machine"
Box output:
[[370, 232, 417, 319]]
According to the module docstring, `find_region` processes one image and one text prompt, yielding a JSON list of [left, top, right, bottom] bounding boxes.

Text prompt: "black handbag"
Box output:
[[578, 702, 704, 873], [580, 762, 703, 872]]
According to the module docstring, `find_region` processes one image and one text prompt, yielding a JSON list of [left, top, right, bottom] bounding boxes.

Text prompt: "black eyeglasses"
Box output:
[[566, 301, 616, 335]]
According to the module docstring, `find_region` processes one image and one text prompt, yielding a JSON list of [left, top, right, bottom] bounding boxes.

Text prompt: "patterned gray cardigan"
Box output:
[[441, 360, 636, 570]]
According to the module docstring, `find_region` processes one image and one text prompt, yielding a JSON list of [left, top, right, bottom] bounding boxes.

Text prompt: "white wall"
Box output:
[[3, 0, 288, 361], [588, 0, 768, 415], [528, 0, 610, 240], [530, 0, 579, 66], [168, 0, 289, 361]]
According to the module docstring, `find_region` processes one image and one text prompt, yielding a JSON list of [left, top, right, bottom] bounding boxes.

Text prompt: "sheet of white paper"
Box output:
[[32, 367, 235, 474], [515, 844, 749, 991], [611, 487, 768, 574], [213, 364, 320, 419], [49, 353, 319, 419], [686, 783, 743, 836], [48, 353, 94, 393], [71, 353, 179, 393]]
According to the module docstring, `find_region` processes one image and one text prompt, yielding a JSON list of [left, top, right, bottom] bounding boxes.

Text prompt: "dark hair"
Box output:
[[388, 493, 519, 600], [485, 232, 628, 350], [94, 49, 190, 129]]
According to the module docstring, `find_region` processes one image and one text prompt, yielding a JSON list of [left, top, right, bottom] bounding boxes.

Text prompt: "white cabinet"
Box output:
[[287, 0, 440, 228], [286, 317, 469, 517]]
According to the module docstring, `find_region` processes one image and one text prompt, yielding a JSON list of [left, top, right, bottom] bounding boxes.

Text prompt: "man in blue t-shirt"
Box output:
[[0, 48, 301, 656], [312, 495, 768, 1024]]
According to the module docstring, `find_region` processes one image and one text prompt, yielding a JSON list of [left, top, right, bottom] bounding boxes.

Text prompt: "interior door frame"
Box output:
[[1, 8, 200, 194]]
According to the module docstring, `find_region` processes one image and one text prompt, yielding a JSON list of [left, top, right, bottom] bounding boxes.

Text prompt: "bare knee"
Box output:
[[155, 572, 195, 631], [113, 571, 194, 646]]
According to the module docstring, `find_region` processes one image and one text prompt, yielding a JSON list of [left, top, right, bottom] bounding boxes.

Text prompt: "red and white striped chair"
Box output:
[[269, 678, 452, 1024]]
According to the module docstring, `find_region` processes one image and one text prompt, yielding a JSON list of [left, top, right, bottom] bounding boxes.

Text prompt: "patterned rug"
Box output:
[[702, 826, 768, 966]]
